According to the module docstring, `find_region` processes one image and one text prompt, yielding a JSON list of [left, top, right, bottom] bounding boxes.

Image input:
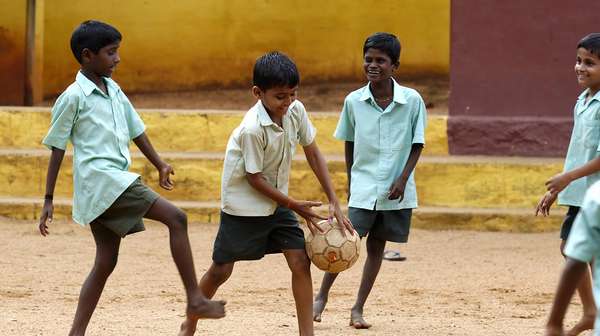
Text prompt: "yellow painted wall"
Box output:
[[0, 0, 26, 104], [43, 0, 449, 96]]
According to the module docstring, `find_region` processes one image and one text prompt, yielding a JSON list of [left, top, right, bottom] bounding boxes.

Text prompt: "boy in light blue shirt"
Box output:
[[538, 33, 600, 336], [313, 32, 426, 329], [545, 180, 600, 336], [38, 20, 225, 335]]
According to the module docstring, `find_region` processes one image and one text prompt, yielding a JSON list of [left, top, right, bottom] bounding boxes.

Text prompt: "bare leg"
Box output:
[[69, 222, 121, 336], [313, 272, 339, 322], [179, 262, 234, 336], [145, 197, 226, 319], [283, 249, 314, 336], [560, 240, 596, 336], [350, 234, 386, 329]]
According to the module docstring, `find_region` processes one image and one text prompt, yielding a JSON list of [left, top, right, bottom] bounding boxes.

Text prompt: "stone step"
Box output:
[[0, 106, 448, 155], [1, 149, 562, 209], [0, 196, 561, 233]]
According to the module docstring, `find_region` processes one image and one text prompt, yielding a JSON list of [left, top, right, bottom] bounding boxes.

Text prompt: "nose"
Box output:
[[114, 53, 121, 64]]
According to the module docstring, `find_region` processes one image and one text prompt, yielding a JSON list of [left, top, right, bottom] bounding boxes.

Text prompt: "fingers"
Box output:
[[39, 213, 50, 236], [306, 201, 323, 208]]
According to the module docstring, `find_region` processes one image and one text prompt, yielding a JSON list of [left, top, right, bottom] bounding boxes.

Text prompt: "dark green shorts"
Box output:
[[93, 178, 160, 238], [212, 207, 305, 264], [349, 207, 412, 243]]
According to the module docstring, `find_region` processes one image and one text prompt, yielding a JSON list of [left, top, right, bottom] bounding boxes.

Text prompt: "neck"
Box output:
[[588, 87, 600, 98], [80, 69, 104, 88], [370, 78, 394, 98]]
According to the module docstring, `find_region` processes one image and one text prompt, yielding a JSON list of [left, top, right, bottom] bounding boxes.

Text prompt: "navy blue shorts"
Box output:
[[560, 206, 580, 240], [348, 207, 412, 243]]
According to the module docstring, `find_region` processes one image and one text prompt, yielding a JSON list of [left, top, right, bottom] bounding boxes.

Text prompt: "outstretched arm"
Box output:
[[545, 258, 588, 335], [388, 143, 423, 201], [39, 147, 65, 236], [246, 172, 326, 234], [303, 141, 353, 234], [133, 132, 173, 190]]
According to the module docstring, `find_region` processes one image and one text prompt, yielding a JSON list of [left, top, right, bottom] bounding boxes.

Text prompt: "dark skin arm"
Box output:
[[545, 258, 588, 336], [246, 172, 326, 235], [389, 143, 424, 201], [546, 157, 600, 194], [344, 141, 354, 199], [133, 132, 174, 190], [39, 147, 66, 236], [303, 142, 354, 235]]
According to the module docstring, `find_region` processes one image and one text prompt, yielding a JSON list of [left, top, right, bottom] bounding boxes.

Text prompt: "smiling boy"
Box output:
[[178, 51, 353, 336], [313, 32, 427, 329]]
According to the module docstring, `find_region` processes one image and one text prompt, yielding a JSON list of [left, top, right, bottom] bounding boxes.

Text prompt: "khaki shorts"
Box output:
[[93, 178, 160, 238]]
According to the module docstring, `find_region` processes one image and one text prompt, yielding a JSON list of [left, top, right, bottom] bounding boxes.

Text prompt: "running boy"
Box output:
[[38, 20, 225, 335], [313, 32, 427, 329], [178, 51, 353, 336], [536, 33, 600, 336], [545, 181, 600, 336]]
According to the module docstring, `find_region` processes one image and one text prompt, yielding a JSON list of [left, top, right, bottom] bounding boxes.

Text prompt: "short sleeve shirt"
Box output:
[[221, 99, 316, 216], [559, 89, 600, 207], [334, 79, 427, 210], [564, 180, 600, 334], [42, 71, 145, 225]]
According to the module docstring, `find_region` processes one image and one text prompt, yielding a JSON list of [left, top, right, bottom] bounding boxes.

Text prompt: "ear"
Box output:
[[392, 62, 399, 71], [251, 86, 263, 99], [81, 48, 93, 64]]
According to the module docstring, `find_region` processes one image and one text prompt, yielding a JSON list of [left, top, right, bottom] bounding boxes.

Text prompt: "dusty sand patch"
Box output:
[[0, 219, 589, 336]]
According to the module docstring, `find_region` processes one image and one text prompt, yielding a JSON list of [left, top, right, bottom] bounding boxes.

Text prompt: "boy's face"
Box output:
[[82, 42, 121, 78], [363, 48, 398, 84], [252, 85, 298, 119], [575, 47, 600, 93]]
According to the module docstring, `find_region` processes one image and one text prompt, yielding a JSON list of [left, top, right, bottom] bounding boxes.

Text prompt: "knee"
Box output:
[[94, 253, 118, 276], [206, 264, 233, 285], [169, 209, 188, 231], [287, 252, 311, 274], [366, 236, 385, 256]]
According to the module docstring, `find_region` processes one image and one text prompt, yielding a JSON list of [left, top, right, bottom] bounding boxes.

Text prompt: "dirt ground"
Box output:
[[0, 219, 590, 336], [42, 76, 449, 114]]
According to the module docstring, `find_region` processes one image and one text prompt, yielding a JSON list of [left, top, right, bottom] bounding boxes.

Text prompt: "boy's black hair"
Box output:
[[578, 33, 600, 58], [363, 32, 401, 65], [253, 51, 300, 91], [70, 20, 122, 64]]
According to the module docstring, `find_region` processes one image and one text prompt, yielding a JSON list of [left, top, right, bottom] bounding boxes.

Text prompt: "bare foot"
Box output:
[[178, 318, 197, 336], [187, 298, 226, 320], [350, 309, 371, 329], [567, 314, 595, 336], [313, 297, 328, 322]]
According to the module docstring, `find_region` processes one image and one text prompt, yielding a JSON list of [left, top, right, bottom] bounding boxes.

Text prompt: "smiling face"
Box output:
[[575, 47, 600, 95], [82, 42, 121, 78], [363, 48, 398, 84], [253, 85, 298, 120]]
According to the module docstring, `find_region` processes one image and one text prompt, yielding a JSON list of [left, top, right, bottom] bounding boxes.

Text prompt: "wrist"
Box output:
[[286, 198, 295, 209]]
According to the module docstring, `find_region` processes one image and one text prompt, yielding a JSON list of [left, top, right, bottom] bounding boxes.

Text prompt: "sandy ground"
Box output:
[[0, 218, 591, 336]]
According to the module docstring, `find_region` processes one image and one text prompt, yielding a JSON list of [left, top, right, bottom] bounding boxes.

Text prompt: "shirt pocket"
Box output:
[[583, 119, 600, 149]]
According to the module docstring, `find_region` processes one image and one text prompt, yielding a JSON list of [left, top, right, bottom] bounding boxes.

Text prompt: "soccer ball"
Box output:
[[304, 219, 360, 273]]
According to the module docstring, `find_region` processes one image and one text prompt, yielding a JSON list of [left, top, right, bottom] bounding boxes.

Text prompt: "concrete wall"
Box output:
[[0, 1, 27, 105], [449, 0, 600, 156], [42, 0, 449, 97]]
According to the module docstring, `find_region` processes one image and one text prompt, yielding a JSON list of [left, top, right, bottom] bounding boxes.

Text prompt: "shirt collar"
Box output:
[[358, 78, 407, 105], [255, 100, 274, 127], [75, 71, 120, 97], [582, 88, 600, 103]]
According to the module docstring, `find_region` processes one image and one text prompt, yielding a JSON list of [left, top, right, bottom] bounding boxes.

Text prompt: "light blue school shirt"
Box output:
[[334, 79, 427, 210], [559, 89, 600, 207], [564, 180, 600, 335], [42, 71, 146, 225]]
